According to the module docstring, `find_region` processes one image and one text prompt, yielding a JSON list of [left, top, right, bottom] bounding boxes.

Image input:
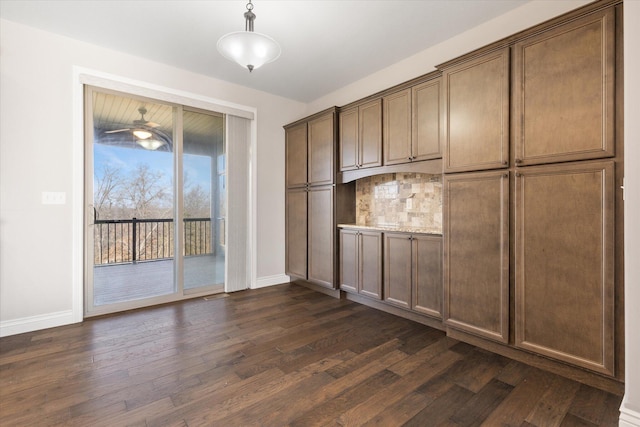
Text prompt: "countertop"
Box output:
[[337, 224, 442, 235]]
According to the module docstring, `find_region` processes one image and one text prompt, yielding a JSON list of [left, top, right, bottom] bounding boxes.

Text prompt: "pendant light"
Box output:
[[217, 0, 281, 72]]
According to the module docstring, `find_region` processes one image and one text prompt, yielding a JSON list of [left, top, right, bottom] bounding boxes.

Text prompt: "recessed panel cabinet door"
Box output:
[[383, 89, 412, 165], [412, 79, 442, 161], [515, 161, 615, 376], [308, 113, 335, 186], [286, 188, 307, 280], [384, 233, 412, 309], [442, 48, 510, 172], [308, 186, 335, 288], [413, 235, 443, 319], [339, 229, 358, 293], [359, 99, 383, 169], [359, 231, 382, 299], [444, 171, 509, 343], [285, 123, 307, 188], [513, 8, 615, 166], [339, 107, 359, 171]]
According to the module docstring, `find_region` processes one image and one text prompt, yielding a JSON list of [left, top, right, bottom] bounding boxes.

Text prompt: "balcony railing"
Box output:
[[94, 217, 212, 265]]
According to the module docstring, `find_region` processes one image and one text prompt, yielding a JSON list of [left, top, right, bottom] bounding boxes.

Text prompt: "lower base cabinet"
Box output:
[[339, 229, 382, 299], [384, 233, 443, 318]]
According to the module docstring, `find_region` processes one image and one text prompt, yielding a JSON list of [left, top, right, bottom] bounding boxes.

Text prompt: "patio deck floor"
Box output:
[[93, 254, 224, 306]]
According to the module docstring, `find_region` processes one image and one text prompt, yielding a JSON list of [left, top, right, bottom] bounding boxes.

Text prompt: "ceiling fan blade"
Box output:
[[104, 128, 131, 134], [133, 120, 160, 128]]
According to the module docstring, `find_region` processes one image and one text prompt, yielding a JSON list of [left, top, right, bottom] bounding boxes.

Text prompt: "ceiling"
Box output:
[[0, 0, 531, 103]]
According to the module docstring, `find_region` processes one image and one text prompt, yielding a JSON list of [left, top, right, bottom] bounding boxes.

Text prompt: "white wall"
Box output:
[[0, 19, 305, 333], [621, 1, 640, 425]]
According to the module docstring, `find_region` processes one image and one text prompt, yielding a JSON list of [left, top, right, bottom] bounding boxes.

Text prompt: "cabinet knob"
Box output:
[[515, 158, 522, 164], [503, 161, 508, 166]]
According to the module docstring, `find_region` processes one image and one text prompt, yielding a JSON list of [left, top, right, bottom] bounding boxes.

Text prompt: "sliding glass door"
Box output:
[[85, 88, 225, 316]]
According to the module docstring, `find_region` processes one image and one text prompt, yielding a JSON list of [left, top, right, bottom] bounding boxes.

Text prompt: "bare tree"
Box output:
[[120, 163, 172, 219], [93, 164, 123, 219], [184, 184, 210, 218]]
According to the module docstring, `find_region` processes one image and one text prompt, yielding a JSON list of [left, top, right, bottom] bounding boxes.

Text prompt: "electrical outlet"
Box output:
[[42, 191, 66, 205]]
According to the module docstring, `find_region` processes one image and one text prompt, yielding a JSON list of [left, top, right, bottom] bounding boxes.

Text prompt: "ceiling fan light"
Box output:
[[136, 139, 165, 150], [133, 129, 153, 140]]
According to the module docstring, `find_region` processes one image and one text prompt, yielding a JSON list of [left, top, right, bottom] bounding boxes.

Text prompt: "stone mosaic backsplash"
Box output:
[[355, 173, 443, 233]]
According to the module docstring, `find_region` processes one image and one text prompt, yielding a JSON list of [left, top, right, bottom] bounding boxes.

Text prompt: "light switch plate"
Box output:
[[42, 191, 66, 205]]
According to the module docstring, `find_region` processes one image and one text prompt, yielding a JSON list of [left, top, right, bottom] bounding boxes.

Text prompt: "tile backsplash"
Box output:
[[355, 173, 442, 233]]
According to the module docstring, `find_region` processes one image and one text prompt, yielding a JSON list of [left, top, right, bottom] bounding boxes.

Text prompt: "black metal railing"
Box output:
[[94, 217, 212, 265]]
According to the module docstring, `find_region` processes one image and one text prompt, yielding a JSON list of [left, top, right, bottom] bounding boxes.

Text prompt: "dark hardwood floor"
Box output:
[[0, 284, 622, 426]]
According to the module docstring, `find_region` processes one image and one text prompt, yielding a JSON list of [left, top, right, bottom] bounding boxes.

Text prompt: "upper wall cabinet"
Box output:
[[339, 99, 382, 171], [285, 122, 308, 188], [383, 79, 442, 166], [441, 47, 510, 173], [412, 79, 442, 162], [308, 113, 336, 186], [286, 109, 336, 188], [513, 8, 615, 166]]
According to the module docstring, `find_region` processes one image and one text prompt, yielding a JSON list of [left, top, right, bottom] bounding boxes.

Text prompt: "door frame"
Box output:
[[72, 67, 257, 320]]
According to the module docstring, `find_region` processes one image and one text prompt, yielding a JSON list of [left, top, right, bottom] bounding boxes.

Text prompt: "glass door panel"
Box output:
[[90, 91, 175, 307], [182, 109, 226, 291]]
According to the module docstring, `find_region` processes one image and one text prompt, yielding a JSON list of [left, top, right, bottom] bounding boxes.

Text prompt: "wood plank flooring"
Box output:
[[0, 284, 622, 426]]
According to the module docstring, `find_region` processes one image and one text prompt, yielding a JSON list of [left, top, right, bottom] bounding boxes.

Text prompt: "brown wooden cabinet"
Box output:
[[285, 108, 340, 289], [308, 113, 335, 186], [339, 99, 382, 171], [383, 89, 412, 166], [339, 229, 382, 299], [441, 47, 510, 173], [412, 79, 442, 162], [514, 160, 615, 375], [412, 234, 443, 319], [384, 233, 443, 318], [285, 122, 307, 188], [307, 186, 335, 288], [383, 232, 412, 309], [443, 171, 509, 343], [512, 8, 615, 166], [384, 79, 442, 166], [285, 187, 307, 280]]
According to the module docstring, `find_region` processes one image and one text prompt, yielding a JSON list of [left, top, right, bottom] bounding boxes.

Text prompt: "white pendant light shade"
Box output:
[[217, 31, 281, 72], [217, 0, 280, 72]]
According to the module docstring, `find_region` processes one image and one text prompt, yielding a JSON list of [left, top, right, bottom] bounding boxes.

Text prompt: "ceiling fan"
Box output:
[[104, 107, 160, 139]]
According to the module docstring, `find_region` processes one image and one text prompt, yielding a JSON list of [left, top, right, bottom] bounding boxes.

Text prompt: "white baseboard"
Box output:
[[620, 400, 640, 427], [0, 310, 78, 337], [253, 274, 291, 289]]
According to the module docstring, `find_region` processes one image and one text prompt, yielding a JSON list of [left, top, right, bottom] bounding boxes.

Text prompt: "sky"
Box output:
[[94, 143, 213, 210]]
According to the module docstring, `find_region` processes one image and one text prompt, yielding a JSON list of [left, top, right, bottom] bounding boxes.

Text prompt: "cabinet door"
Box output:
[[442, 48, 510, 172], [339, 229, 359, 293], [515, 161, 615, 375], [412, 79, 442, 161], [359, 99, 383, 169], [384, 233, 412, 309], [359, 231, 382, 299], [308, 112, 335, 186], [413, 235, 443, 319], [513, 9, 615, 166], [339, 107, 359, 171], [444, 171, 509, 343], [383, 89, 412, 165], [308, 186, 335, 288], [286, 188, 307, 279], [285, 122, 308, 188]]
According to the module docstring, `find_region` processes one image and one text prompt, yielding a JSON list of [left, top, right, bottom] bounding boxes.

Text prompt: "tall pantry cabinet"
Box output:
[[285, 108, 354, 290], [442, 2, 623, 378]]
